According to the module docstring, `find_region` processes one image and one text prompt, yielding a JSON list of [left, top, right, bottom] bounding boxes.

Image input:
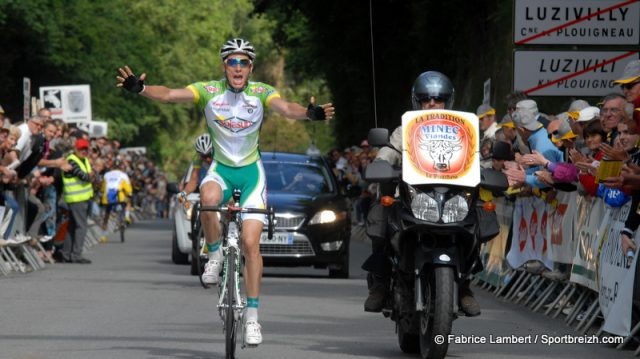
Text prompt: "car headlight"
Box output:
[[309, 210, 346, 225], [411, 192, 440, 222], [441, 195, 469, 223]]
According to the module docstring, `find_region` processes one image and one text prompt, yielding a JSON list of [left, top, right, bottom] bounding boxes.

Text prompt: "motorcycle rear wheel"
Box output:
[[419, 266, 454, 359]]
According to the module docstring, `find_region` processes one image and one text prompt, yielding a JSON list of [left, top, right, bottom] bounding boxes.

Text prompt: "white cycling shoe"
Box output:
[[244, 320, 262, 346], [201, 259, 221, 284]]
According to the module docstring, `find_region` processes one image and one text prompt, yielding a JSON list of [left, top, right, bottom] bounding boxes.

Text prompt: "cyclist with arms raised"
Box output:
[[116, 38, 334, 345]]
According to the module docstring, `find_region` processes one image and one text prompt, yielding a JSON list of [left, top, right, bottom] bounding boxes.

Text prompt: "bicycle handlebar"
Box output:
[[199, 206, 273, 215], [200, 205, 276, 239]]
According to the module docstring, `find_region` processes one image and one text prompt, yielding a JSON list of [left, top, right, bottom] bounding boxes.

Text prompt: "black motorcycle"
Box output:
[[364, 128, 508, 359]]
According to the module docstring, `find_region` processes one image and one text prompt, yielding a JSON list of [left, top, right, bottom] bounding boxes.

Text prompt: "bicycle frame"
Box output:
[[200, 198, 274, 356]]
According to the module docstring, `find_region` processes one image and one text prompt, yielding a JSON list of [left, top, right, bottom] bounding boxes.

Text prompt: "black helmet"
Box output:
[[411, 71, 455, 110]]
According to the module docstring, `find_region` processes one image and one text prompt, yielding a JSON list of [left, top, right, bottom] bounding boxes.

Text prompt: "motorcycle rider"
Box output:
[[363, 71, 481, 316]]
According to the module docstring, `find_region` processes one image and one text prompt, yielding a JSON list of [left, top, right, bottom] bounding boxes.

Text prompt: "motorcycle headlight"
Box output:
[[441, 195, 469, 223], [411, 192, 440, 222]]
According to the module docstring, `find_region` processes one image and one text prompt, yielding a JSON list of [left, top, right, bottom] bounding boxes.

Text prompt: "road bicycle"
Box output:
[[200, 189, 275, 358]]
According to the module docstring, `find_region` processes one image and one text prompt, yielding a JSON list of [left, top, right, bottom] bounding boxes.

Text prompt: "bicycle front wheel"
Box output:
[[225, 246, 238, 359]]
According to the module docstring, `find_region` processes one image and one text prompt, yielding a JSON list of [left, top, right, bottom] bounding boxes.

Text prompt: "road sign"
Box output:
[[514, 0, 640, 45], [39, 84, 92, 123], [513, 50, 639, 96]]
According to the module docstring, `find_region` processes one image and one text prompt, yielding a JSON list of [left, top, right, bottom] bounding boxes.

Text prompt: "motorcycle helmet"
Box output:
[[194, 133, 212, 156], [220, 38, 256, 61], [411, 71, 455, 110]]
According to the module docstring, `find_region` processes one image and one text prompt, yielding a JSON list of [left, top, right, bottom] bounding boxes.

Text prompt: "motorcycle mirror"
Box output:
[[368, 128, 389, 147], [364, 160, 398, 183], [480, 168, 509, 193]]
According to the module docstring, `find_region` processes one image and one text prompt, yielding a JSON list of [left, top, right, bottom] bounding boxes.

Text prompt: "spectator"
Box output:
[[600, 93, 627, 145], [504, 99, 563, 188], [614, 59, 640, 132], [15, 116, 44, 163], [476, 104, 500, 141], [60, 138, 94, 264]]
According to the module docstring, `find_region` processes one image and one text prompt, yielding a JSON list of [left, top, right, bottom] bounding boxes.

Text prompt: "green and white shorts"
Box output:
[[200, 159, 267, 224]]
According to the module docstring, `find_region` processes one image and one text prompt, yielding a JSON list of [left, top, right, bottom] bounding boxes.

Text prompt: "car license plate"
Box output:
[[260, 232, 293, 245]]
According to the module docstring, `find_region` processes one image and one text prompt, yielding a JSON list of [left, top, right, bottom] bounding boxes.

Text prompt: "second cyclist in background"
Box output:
[[99, 160, 133, 242], [178, 133, 213, 204]]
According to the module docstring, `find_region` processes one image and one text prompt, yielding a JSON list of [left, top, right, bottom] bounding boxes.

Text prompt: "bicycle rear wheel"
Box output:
[[120, 217, 125, 243], [225, 246, 238, 359]]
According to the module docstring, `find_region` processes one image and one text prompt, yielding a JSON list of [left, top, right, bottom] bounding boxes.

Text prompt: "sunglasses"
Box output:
[[225, 58, 252, 68], [621, 81, 640, 90], [419, 96, 446, 103]]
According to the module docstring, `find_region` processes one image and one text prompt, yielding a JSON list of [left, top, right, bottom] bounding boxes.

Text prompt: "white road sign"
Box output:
[[514, 0, 640, 45], [39, 84, 92, 123], [513, 50, 639, 96]]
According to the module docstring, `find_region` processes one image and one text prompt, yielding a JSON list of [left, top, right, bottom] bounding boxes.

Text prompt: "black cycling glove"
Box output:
[[122, 75, 145, 94], [306, 104, 326, 121]]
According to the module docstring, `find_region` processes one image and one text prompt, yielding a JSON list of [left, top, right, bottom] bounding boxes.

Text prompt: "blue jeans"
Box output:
[[3, 191, 19, 239]]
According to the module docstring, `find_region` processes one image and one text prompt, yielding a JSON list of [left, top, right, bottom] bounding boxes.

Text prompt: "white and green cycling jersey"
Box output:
[[187, 79, 280, 167]]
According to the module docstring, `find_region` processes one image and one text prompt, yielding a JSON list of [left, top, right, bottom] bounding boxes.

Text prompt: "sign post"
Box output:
[[23, 77, 31, 121]]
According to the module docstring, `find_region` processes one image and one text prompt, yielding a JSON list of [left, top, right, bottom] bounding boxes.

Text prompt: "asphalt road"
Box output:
[[0, 219, 635, 359]]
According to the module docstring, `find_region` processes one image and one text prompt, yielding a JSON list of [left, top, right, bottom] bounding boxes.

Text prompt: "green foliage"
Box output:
[[0, 0, 327, 178]]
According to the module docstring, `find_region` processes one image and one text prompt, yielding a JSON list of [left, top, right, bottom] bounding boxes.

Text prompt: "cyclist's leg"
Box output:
[[236, 160, 266, 344], [241, 219, 263, 302], [200, 162, 231, 283], [100, 204, 113, 242]]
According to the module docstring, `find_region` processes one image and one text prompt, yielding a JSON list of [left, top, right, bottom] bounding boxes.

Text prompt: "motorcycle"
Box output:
[[364, 126, 508, 359]]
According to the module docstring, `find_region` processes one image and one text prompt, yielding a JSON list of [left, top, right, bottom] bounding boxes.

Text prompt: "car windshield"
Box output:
[[264, 161, 334, 194]]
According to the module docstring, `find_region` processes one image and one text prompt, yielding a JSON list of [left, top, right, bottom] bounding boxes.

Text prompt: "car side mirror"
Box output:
[[480, 168, 509, 193], [167, 182, 180, 194], [368, 128, 389, 147], [364, 160, 399, 183]]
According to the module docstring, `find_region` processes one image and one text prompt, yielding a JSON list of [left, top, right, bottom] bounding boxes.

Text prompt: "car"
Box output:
[[260, 152, 351, 278], [170, 190, 200, 268], [169, 152, 352, 278]]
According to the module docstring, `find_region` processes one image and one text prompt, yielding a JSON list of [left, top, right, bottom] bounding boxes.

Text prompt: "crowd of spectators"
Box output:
[[325, 140, 378, 226], [0, 105, 169, 266]]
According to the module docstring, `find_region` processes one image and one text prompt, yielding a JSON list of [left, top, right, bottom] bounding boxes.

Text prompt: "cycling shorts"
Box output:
[[200, 159, 267, 224]]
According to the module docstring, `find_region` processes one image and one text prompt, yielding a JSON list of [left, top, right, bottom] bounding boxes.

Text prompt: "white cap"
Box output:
[[576, 106, 600, 123]]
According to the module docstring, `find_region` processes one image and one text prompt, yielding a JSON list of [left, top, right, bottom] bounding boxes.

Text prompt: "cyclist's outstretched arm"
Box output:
[[116, 65, 194, 103], [269, 97, 335, 120]]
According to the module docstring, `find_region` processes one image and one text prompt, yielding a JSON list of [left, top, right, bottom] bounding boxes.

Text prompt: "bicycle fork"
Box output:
[[217, 222, 245, 325]]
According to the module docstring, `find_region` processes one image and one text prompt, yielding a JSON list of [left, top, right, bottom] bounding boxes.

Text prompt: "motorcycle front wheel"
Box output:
[[419, 266, 454, 359]]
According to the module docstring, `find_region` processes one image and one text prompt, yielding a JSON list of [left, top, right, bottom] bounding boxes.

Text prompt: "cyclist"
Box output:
[[116, 38, 334, 345], [99, 160, 133, 242], [177, 133, 213, 202]]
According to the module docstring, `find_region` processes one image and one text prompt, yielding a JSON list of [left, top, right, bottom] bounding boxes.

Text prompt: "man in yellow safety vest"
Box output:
[[61, 138, 95, 264]]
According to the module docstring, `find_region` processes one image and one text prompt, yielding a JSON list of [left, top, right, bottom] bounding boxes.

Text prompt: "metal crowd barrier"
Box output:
[[0, 199, 154, 277], [474, 266, 637, 354]]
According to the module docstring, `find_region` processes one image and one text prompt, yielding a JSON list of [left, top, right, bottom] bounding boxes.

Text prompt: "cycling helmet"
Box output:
[[411, 71, 455, 110], [194, 133, 212, 156], [220, 38, 256, 61]]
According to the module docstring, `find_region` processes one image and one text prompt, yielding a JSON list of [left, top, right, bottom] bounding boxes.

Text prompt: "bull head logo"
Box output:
[[417, 133, 463, 172]]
